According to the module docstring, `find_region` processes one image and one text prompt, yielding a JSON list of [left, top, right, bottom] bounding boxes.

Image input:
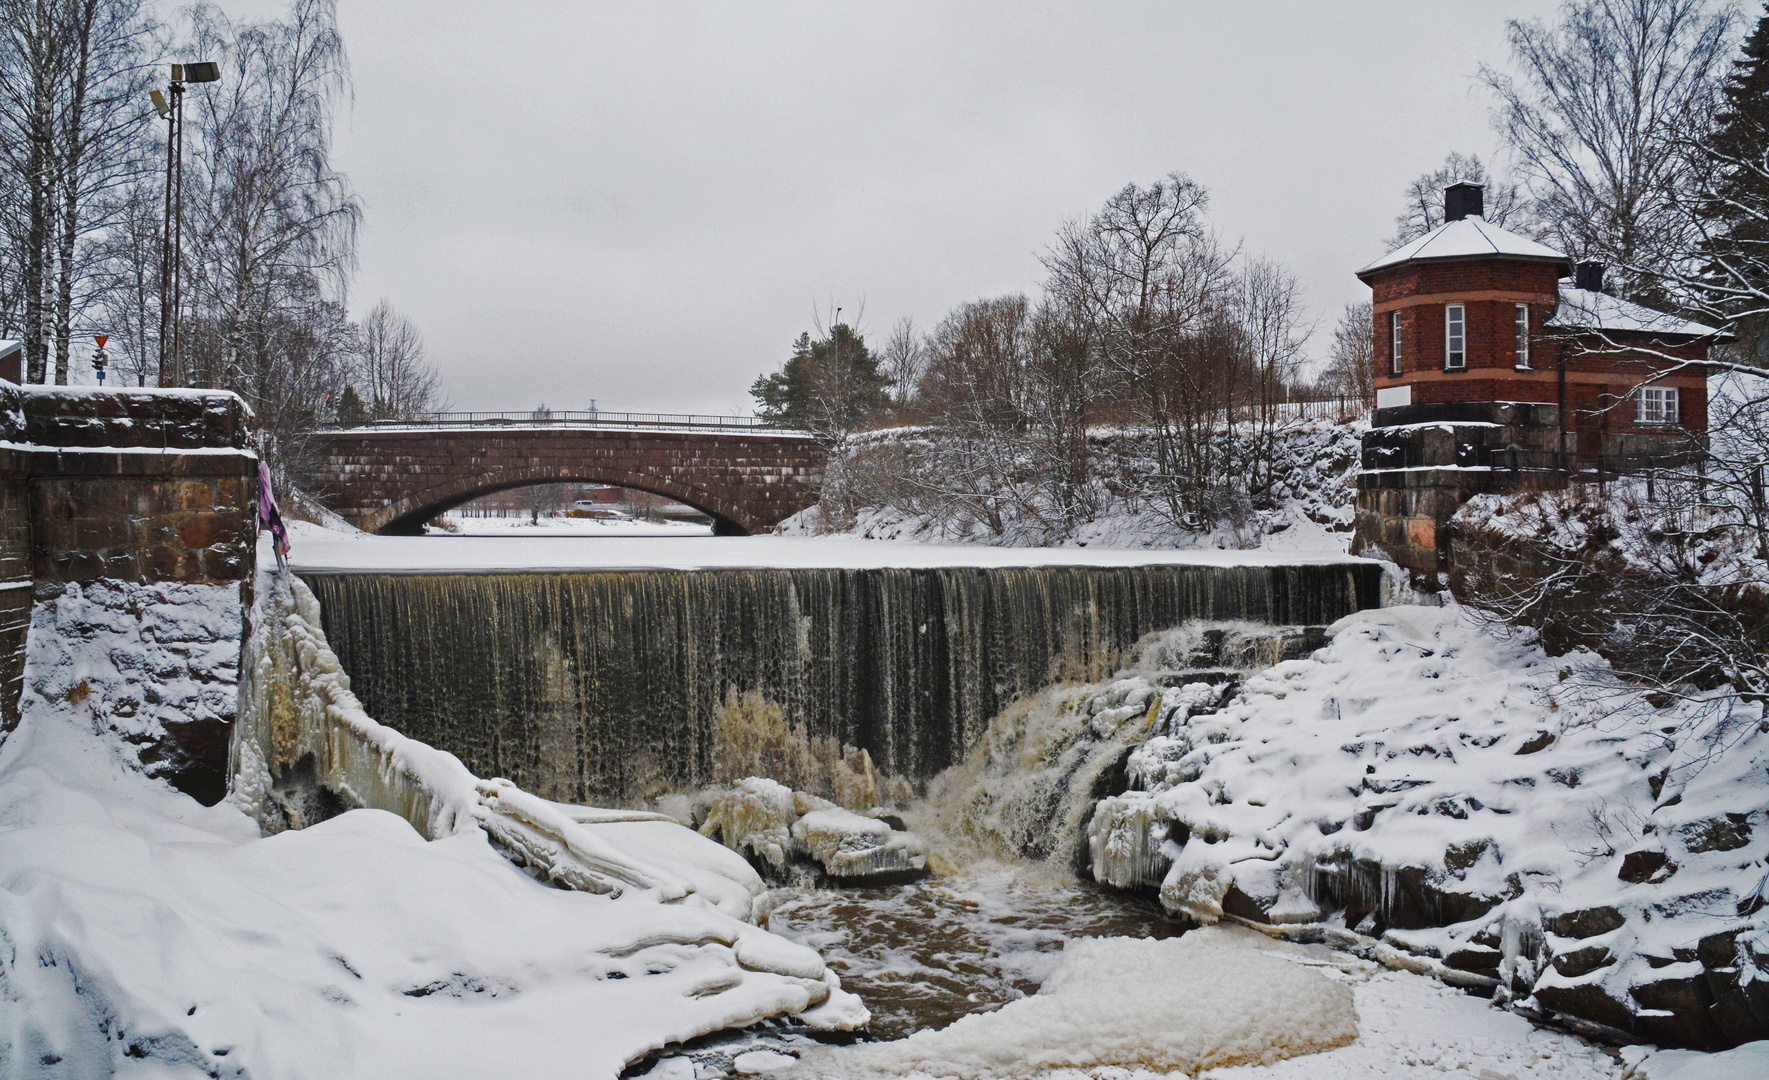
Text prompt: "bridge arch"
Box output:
[[379, 465, 748, 535], [307, 424, 825, 537]]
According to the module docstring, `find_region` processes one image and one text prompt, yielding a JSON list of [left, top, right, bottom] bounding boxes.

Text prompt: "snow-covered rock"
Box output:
[[792, 806, 928, 878], [1082, 605, 1769, 1047], [696, 777, 929, 881]]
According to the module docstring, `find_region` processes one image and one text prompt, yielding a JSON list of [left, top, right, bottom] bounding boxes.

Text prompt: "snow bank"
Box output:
[[796, 925, 1356, 1078], [1625, 1041, 1769, 1079], [785, 417, 1364, 554], [0, 570, 872, 1076]]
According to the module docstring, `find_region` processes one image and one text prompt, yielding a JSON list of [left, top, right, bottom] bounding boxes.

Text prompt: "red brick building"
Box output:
[[1352, 183, 1730, 574]]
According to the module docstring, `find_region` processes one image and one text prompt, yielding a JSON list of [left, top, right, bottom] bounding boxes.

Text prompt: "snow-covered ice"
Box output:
[[793, 925, 1339, 1077], [280, 520, 1369, 574], [439, 513, 713, 537]]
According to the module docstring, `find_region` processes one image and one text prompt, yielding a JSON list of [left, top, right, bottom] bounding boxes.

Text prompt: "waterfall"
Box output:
[[921, 623, 1328, 873], [303, 563, 1378, 806]]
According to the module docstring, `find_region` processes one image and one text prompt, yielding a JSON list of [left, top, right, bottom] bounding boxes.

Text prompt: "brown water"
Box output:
[[762, 864, 1188, 1040]]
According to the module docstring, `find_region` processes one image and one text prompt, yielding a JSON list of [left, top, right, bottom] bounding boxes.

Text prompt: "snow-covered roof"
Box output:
[[1546, 285, 1729, 340], [1356, 217, 1568, 280], [0, 339, 19, 356]]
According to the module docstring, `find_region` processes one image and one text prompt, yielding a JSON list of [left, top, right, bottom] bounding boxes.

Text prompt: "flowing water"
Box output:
[[761, 863, 1184, 1041], [303, 563, 1377, 805]]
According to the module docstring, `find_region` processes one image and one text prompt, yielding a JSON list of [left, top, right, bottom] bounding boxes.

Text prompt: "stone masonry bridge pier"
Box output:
[[307, 412, 827, 534]]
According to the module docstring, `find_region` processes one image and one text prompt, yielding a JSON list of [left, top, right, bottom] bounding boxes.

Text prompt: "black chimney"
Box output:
[[1444, 183, 1484, 223], [1574, 262, 1605, 293]]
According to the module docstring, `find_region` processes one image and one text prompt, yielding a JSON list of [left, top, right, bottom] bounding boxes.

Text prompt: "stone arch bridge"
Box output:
[[308, 412, 826, 535]]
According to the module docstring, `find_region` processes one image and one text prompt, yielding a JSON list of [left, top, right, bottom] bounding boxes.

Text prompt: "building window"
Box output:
[[1514, 304, 1530, 369], [1445, 304, 1465, 369], [1391, 311, 1403, 375], [1636, 386, 1679, 426]]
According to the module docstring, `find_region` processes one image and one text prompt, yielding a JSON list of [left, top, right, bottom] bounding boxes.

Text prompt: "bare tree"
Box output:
[[89, 173, 162, 384], [1481, 0, 1737, 299], [172, 0, 359, 486], [1234, 256, 1313, 500], [357, 298, 444, 420], [1391, 151, 1530, 244], [1453, 475, 1766, 717], [0, 0, 157, 383], [878, 315, 926, 417], [1319, 300, 1375, 404], [1043, 172, 1240, 529]]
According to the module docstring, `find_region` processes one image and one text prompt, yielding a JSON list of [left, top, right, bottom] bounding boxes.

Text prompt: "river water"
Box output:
[[763, 862, 1184, 1041]]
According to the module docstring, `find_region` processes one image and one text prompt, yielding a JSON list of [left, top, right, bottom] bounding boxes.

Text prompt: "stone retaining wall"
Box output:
[[0, 381, 258, 787], [309, 425, 826, 534]]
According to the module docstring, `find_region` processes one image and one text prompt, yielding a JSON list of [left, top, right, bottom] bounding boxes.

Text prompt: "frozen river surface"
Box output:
[[281, 521, 1370, 574]]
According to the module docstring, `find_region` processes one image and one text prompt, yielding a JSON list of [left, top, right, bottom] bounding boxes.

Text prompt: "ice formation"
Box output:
[[696, 778, 928, 880], [698, 777, 798, 871], [795, 925, 1358, 1078], [792, 806, 928, 878], [926, 622, 1317, 870]]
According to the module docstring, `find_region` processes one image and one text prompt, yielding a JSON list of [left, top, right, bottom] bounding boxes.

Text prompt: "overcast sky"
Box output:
[[271, 1, 1565, 414]]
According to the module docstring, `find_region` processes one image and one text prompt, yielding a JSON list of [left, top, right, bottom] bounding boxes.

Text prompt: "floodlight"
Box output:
[[149, 90, 169, 119], [182, 62, 220, 83]]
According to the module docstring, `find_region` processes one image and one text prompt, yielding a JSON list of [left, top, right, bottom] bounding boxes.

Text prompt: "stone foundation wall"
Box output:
[[0, 381, 258, 799], [1353, 401, 1701, 576]]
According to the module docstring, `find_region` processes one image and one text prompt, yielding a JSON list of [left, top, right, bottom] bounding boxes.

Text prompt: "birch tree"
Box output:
[[1481, 0, 1737, 300]]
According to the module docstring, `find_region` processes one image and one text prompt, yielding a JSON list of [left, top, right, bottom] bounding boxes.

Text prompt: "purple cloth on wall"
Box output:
[[257, 461, 289, 567]]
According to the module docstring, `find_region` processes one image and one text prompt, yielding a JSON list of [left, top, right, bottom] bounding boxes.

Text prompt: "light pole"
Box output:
[[149, 61, 219, 389]]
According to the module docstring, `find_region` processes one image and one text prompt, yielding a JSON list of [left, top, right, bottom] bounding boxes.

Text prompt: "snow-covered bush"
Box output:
[[791, 416, 1363, 551], [1452, 481, 1768, 711]]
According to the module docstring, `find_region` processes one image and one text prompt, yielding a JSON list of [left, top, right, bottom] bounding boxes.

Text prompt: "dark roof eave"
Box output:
[[1545, 324, 1738, 347], [1355, 251, 1573, 284]]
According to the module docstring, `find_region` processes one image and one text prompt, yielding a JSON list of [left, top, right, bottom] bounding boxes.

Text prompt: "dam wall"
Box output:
[[303, 561, 1382, 806]]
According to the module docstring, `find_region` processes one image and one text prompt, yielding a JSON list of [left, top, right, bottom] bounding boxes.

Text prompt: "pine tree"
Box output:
[[335, 384, 368, 427], [1698, 4, 1769, 354], [749, 324, 890, 432]]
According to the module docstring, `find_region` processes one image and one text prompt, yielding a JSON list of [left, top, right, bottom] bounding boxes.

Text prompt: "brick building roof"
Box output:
[[1357, 216, 1569, 281], [1546, 285, 1729, 341]]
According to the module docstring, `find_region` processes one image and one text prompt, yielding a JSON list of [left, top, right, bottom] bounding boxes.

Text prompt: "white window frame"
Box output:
[[1636, 386, 1679, 426], [1514, 304, 1531, 369], [1390, 311, 1403, 375], [1445, 304, 1466, 370]]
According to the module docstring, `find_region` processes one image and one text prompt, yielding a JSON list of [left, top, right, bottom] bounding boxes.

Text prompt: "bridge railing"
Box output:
[[324, 410, 807, 434]]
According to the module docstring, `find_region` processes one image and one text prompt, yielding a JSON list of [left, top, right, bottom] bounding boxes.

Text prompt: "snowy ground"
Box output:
[[437, 513, 712, 537], [0, 578, 863, 1078], [280, 520, 1370, 574]]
